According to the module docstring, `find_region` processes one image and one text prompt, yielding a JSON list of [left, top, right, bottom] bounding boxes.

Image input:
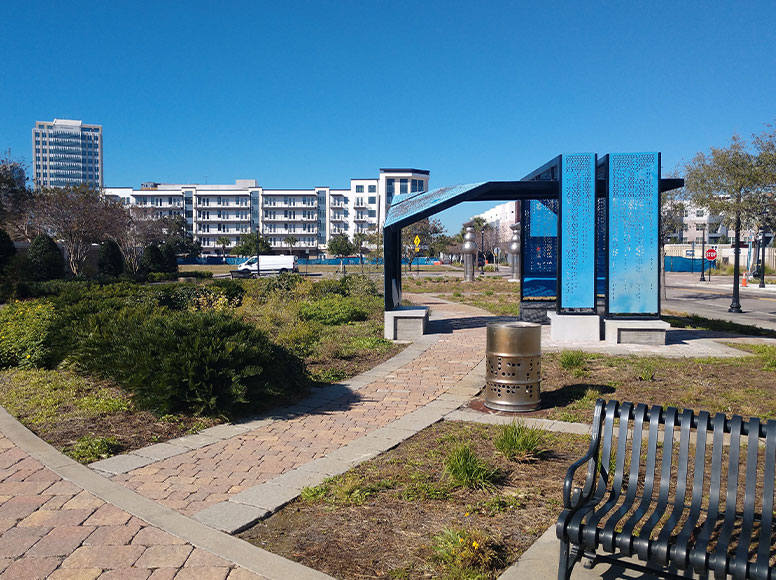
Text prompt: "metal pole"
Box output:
[[699, 227, 706, 281], [480, 230, 485, 275], [256, 226, 261, 278], [760, 224, 767, 288], [729, 213, 742, 313]]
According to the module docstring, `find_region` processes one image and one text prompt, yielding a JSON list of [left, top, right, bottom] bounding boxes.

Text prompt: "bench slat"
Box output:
[[667, 410, 710, 566], [708, 415, 744, 577], [601, 403, 646, 552], [618, 405, 664, 555], [635, 407, 678, 561], [690, 413, 728, 573], [754, 420, 776, 580], [732, 418, 761, 579], [582, 402, 633, 550]]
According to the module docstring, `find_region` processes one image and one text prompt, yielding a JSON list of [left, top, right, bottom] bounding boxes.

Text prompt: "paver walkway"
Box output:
[[0, 431, 266, 580], [104, 297, 492, 517]]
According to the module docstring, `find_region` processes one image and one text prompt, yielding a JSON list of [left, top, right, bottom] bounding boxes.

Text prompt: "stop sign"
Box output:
[[705, 248, 718, 261]]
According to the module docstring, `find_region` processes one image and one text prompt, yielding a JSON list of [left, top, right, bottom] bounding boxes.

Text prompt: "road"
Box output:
[[662, 272, 776, 331]]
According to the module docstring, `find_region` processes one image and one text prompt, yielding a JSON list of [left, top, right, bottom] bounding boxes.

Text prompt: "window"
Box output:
[[368, 196, 376, 204], [368, 185, 376, 193], [387, 179, 395, 195], [355, 185, 364, 193], [400, 179, 408, 194], [682, 224, 689, 231], [696, 209, 705, 217]]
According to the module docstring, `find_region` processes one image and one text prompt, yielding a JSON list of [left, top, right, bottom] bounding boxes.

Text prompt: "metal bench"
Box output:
[[557, 399, 776, 580]]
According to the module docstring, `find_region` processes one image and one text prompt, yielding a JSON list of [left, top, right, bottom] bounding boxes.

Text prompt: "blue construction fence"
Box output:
[[664, 256, 716, 272], [178, 256, 439, 266]]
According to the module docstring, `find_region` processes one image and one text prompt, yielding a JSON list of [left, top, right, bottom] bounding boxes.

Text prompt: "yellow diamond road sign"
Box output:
[[413, 235, 420, 251]]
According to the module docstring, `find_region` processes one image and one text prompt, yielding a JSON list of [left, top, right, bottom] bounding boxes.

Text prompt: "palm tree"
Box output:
[[284, 235, 298, 256], [216, 236, 230, 263]]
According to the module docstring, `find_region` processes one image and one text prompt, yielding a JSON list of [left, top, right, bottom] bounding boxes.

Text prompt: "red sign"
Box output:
[[705, 248, 718, 261]]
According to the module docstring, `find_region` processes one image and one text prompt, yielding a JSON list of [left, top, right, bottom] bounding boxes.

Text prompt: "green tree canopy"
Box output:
[[27, 234, 65, 281], [327, 233, 356, 258], [98, 240, 124, 277]]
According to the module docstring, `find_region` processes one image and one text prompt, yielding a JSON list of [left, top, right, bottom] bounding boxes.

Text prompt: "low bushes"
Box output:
[[0, 300, 59, 369], [299, 294, 369, 326], [69, 308, 306, 417]]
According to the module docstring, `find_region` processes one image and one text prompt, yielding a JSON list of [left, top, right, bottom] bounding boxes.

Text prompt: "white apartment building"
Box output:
[[105, 168, 429, 256], [32, 119, 103, 189], [473, 200, 520, 243]]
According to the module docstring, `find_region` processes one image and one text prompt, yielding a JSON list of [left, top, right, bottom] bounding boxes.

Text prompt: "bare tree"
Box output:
[[114, 206, 165, 275], [0, 150, 36, 241], [34, 185, 128, 276]]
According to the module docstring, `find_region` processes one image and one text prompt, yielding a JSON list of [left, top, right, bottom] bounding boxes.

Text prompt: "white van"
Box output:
[[237, 255, 298, 276]]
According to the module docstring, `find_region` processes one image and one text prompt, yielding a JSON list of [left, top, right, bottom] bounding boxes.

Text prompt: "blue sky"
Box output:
[[2, 1, 775, 231]]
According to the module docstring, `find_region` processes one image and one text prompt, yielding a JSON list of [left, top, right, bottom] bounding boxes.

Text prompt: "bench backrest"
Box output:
[[587, 399, 776, 571]]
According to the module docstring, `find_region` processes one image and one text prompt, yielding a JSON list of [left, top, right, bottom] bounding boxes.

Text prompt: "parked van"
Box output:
[[237, 255, 298, 276]]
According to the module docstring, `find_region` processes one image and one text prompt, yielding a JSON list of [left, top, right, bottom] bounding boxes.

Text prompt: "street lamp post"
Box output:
[[760, 214, 768, 288], [480, 230, 485, 275], [699, 224, 706, 282], [729, 212, 742, 313]]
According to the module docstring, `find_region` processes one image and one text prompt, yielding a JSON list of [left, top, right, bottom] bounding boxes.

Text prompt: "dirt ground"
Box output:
[[239, 421, 589, 580]]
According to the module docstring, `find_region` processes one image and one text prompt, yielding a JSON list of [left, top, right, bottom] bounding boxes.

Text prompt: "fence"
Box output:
[[177, 256, 440, 266]]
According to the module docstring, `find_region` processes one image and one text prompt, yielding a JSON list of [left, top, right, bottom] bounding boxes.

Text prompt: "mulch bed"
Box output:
[[239, 421, 589, 579]]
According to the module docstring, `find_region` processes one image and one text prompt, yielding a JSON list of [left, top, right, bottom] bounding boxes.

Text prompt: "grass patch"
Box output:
[[559, 350, 586, 371], [444, 443, 502, 489], [494, 421, 547, 462], [432, 527, 505, 579], [662, 312, 776, 338]]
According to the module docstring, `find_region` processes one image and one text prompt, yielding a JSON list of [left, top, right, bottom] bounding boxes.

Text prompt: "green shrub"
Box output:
[[27, 234, 65, 281], [0, 300, 59, 368], [299, 295, 369, 326], [68, 435, 122, 464], [160, 243, 178, 273], [210, 279, 246, 304], [264, 272, 303, 294], [494, 421, 547, 461], [308, 278, 345, 299], [141, 244, 166, 273], [68, 308, 306, 417], [147, 272, 178, 282], [98, 240, 123, 277], [444, 443, 502, 489], [0, 229, 16, 272], [339, 274, 378, 297], [182, 270, 214, 279]]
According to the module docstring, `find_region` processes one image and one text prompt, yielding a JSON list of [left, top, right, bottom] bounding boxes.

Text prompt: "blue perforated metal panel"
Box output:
[[608, 153, 659, 315], [522, 199, 557, 299], [559, 153, 595, 310], [384, 182, 486, 228]]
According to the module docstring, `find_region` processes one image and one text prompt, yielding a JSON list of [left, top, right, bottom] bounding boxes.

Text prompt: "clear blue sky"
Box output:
[[2, 1, 775, 231]]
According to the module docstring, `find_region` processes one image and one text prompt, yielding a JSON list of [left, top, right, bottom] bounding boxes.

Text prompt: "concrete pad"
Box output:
[[193, 501, 270, 535], [264, 468, 327, 492], [500, 525, 672, 579], [548, 312, 601, 342], [89, 454, 155, 475], [294, 456, 351, 477]]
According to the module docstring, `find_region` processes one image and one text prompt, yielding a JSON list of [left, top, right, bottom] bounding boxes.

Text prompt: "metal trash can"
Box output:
[[484, 321, 541, 412]]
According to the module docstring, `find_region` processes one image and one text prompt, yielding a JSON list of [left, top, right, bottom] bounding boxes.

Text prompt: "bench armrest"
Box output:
[[562, 400, 606, 510]]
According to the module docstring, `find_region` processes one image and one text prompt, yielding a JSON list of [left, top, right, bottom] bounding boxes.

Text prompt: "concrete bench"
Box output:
[[384, 306, 429, 341]]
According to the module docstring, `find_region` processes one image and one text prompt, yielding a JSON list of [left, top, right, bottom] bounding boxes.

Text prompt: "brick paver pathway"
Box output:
[[0, 432, 266, 580], [110, 297, 491, 516]]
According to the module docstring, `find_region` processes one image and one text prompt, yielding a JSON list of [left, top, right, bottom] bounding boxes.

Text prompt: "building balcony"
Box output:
[[197, 216, 251, 222], [353, 201, 369, 209], [330, 215, 346, 222], [354, 215, 369, 222]]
